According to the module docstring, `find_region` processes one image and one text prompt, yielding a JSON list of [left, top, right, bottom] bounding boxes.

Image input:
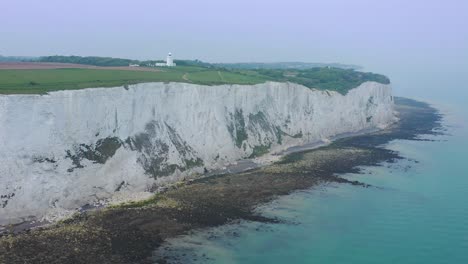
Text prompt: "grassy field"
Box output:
[[0, 66, 267, 94], [0, 64, 389, 95]]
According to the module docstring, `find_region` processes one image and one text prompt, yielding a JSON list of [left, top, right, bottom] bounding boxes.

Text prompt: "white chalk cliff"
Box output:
[[0, 81, 395, 224]]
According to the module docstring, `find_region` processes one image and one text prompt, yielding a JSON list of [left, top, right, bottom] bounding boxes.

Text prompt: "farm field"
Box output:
[[0, 62, 389, 95], [0, 64, 266, 94]]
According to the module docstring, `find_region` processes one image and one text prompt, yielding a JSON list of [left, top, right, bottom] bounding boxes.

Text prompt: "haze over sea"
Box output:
[[153, 68, 468, 263]]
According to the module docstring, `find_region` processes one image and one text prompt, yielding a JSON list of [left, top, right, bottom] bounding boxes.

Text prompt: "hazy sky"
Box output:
[[1, 0, 467, 101]]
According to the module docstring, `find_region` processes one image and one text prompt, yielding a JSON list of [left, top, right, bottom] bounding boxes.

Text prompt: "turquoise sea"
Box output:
[[156, 74, 468, 264]]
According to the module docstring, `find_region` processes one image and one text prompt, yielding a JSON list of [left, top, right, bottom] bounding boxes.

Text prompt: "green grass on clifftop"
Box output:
[[0, 64, 389, 95], [252, 67, 390, 94], [0, 66, 264, 94]]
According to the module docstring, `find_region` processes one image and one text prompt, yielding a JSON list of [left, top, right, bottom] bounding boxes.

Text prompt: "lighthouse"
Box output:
[[155, 52, 177, 67], [166, 52, 175, 67]]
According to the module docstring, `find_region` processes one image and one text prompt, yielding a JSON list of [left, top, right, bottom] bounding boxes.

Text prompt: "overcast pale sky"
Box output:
[[1, 0, 467, 101]]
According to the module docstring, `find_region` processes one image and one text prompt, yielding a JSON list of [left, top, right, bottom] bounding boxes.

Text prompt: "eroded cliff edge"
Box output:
[[0, 81, 395, 224]]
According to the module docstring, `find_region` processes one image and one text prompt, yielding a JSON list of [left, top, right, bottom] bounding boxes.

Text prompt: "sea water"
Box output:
[[155, 78, 468, 263]]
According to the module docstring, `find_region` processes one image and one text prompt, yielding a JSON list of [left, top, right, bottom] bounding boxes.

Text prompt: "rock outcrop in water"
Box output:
[[0, 81, 395, 224]]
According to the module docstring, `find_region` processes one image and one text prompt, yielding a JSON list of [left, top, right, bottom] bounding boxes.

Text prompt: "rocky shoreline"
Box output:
[[0, 97, 442, 264]]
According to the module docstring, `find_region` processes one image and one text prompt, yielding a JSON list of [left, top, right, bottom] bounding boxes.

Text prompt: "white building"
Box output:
[[166, 52, 175, 66], [155, 52, 176, 67]]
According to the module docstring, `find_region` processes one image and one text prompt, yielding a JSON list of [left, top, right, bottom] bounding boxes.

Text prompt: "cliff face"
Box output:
[[0, 81, 395, 224]]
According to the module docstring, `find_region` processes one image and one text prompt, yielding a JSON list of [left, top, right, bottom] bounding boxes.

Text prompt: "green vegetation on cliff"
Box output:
[[0, 67, 264, 94], [0, 59, 389, 94], [251, 67, 390, 94]]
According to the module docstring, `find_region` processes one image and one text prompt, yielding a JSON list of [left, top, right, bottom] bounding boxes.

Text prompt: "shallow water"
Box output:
[[155, 88, 468, 263]]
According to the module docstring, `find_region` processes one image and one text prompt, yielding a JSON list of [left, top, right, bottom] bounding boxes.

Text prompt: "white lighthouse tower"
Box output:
[[155, 52, 176, 67], [166, 52, 175, 67]]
